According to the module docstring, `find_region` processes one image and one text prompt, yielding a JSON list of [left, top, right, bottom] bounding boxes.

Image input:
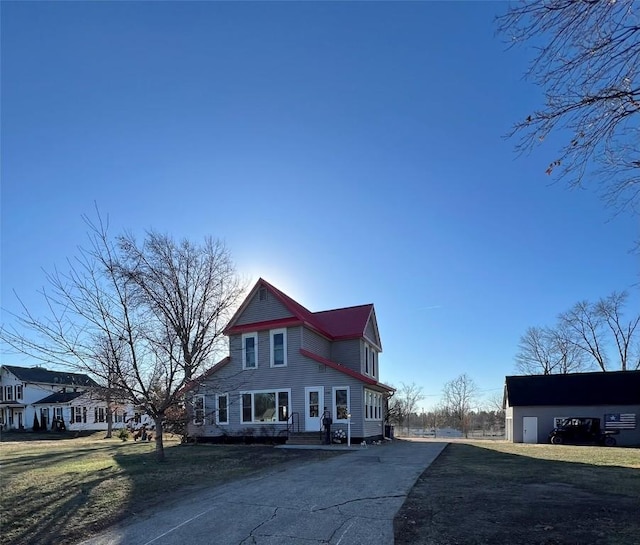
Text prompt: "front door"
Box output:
[[523, 416, 538, 443], [304, 387, 323, 432]]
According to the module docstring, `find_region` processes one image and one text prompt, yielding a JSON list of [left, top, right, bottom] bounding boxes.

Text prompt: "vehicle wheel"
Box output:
[[604, 436, 616, 447], [550, 435, 563, 445]]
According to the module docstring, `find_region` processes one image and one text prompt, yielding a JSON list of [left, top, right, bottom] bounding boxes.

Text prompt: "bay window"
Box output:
[[365, 389, 383, 421]]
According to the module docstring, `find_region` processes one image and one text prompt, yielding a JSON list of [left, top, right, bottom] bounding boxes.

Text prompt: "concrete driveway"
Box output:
[[79, 439, 447, 545]]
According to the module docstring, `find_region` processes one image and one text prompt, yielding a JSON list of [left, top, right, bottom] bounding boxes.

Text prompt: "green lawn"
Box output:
[[0, 433, 344, 545]]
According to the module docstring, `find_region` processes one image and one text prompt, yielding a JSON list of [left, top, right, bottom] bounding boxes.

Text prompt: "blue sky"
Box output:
[[2, 2, 638, 409]]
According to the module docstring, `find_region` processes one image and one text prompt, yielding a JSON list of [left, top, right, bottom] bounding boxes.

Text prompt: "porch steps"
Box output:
[[286, 431, 324, 446]]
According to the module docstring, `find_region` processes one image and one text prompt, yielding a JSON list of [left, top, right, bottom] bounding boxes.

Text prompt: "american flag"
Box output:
[[604, 413, 636, 430]]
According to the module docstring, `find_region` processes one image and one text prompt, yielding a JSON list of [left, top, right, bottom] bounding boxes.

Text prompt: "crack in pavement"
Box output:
[[239, 505, 279, 544], [239, 505, 330, 545], [311, 494, 406, 512], [327, 517, 356, 544]]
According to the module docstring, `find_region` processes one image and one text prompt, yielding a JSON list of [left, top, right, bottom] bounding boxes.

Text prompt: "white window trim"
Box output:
[[364, 389, 383, 421], [216, 393, 229, 425], [363, 342, 378, 378], [364, 344, 369, 375], [371, 350, 377, 378], [242, 332, 258, 370], [270, 328, 288, 367], [332, 386, 350, 423], [240, 389, 291, 424], [193, 394, 205, 425]]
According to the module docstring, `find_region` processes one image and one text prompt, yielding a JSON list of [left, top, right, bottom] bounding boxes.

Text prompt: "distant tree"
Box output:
[[1, 212, 244, 461], [497, 1, 640, 215], [515, 325, 588, 375], [560, 291, 640, 371], [441, 374, 479, 438], [388, 382, 425, 433], [486, 391, 506, 418]]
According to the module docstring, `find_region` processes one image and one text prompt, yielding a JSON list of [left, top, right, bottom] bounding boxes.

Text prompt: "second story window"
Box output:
[[15, 385, 23, 400], [270, 329, 287, 367], [365, 345, 369, 375], [242, 333, 258, 369]]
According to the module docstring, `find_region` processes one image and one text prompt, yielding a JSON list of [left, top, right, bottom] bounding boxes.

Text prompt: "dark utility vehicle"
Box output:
[[548, 417, 618, 447]]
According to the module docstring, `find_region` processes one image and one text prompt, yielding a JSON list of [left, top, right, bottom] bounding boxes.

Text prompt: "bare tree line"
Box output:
[[515, 291, 640, 375], [388, 375, 502, 438]]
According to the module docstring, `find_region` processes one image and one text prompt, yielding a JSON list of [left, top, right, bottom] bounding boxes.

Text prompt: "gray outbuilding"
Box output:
[[504, 370, 640, 446]]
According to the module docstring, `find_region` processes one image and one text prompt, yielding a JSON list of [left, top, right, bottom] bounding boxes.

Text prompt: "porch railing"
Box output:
[[287, 412, 300, 434]]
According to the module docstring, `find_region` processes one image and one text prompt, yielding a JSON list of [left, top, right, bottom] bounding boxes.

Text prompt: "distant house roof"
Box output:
[[224, 278, 380, 348], [505, 371, 640, 407], [33, 391, 86, 405], [2, 365, 99, 388]]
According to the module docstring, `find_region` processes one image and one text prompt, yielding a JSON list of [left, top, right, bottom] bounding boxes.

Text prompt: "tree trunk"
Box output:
[[154, 414, 165, 462], [105, 405, 113, 439]]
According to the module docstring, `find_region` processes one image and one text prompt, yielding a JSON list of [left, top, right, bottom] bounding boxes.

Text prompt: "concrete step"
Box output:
[[287, 432, 324, 445]]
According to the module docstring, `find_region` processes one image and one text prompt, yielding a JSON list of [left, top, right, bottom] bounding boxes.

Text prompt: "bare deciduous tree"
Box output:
[[387, 382, 424, 433], [441, 374, 478, 438], [515, 324, 588, 375], [595, 291, 640, 370], [1, 212, 244, 461], [497, 1, 640, 215], [560, 291, 640, 371]]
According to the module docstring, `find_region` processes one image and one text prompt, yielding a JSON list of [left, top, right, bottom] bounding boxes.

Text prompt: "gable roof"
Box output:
[[2, 365, 99, 388], [505, 370, 640, 407], [225, 278, 380, 347]]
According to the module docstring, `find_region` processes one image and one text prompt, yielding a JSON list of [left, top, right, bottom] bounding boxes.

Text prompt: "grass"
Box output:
[[0, 432, 345, 545], [394, 440, 640, 545]]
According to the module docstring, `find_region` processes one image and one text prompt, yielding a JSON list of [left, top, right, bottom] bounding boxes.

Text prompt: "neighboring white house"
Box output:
[[0, 365, 140, 432]]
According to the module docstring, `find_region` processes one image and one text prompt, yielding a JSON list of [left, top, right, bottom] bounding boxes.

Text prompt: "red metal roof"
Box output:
[[313, 305, 373, 339], [299, 348, 394, 390]]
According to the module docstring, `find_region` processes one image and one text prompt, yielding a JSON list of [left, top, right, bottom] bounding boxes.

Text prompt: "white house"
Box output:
[[0, 365, 139, 433]]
